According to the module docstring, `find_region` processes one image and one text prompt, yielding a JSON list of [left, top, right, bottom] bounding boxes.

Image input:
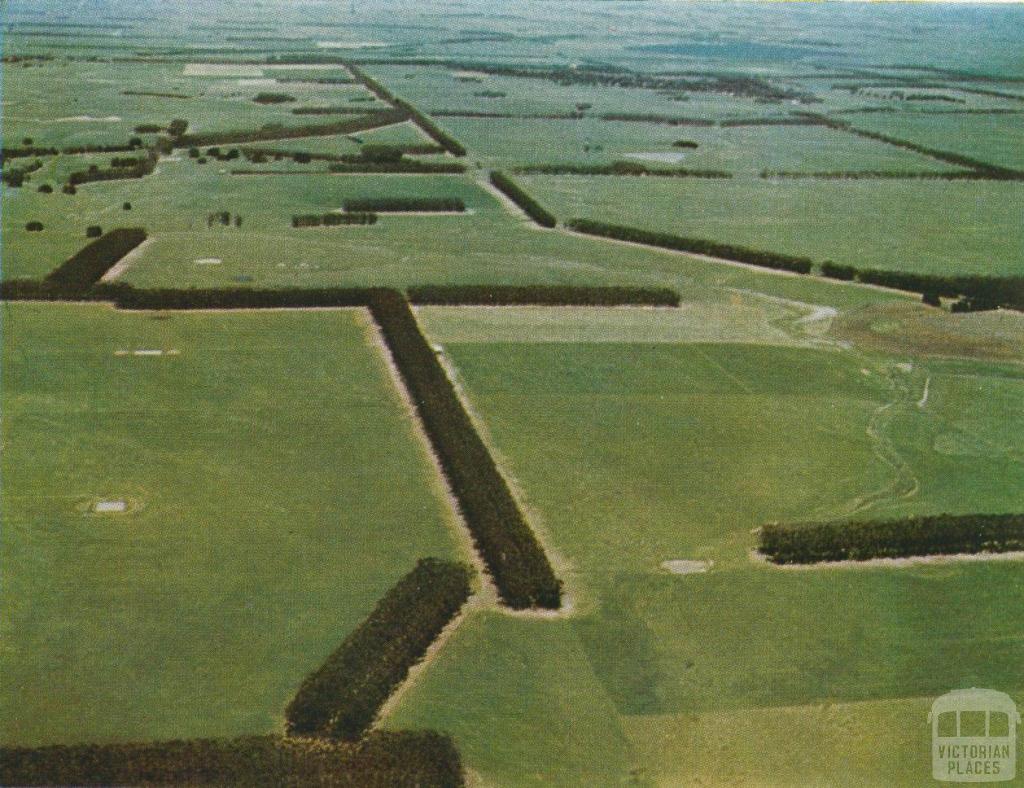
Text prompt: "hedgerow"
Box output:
[[513, 162, 730, 178], [567, 219, 814, 274], [759, 513, 1024, 564], [343, 197, 464, 213], [286, 558, 472, 740], [489, 171, 557, 227], [68, 149, 158, 185], [0, 731, 464, 787], [43, 228, 147, 293], [368, 291, 562, 609], [820, 264, 1024, 310], [347, 66, 468, 156], [407, 284, 680, 307], [292, 212, 378, 227], [174, 109, 407, 148], [100, 286, 374, 310]]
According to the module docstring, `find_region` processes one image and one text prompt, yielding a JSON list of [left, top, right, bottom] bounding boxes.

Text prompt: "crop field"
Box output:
[[0, 302, 460, 746], [524, 175, 1024, 277], [3, 0, 1024, 785], [385, 306, 1024, 785]]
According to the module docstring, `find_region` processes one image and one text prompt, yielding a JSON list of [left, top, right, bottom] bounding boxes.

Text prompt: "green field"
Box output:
[[524, 174, 1024, 277], [0, 302, 460, 746], [383, 306, 1024, 785]]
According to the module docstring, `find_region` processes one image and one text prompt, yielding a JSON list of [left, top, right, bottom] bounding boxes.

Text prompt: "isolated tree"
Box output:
[[86, 225, 103, 238], [123, 201, 132, 210], [38, 183, 53, 193], [168, 119, 189, 137], [26, 221, 43, 231]]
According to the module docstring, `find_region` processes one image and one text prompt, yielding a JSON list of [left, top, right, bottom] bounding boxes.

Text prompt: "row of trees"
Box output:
[[514, 162, 731, 178], [567, 219, 814, 274], [43, 228, 147, 294], [597, 112, 715, 126], [292, 212, 378, 227], [285, 558, 473, 740], [407, 284, 680, 306], [347, 66, 468, 156], [821, 263, 1024, 311], [291, 106, 389, 115], [174, 109, 407, 148], [253, 92, 296, 104], [760, 169, 986, 180], [342, 197, 464, 212], [759, 513, 1024, 564], [489, 171, 557, 228], [0, 731, 464, 787], [368, 290, 563, 609]]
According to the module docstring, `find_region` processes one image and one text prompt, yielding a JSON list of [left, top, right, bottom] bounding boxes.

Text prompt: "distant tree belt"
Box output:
[[719, 117, 826, 127], [489, 171, 557, 227], [242, 143, 445, 162], [759, 513, 1024, 564], [760, 169, 994, 180], [347, 59, 816, 102], [68, 149, 158, 185], [795, 112, 1024, 179], [42, 228, 147, 293], [276, 77, 356, 85], [63, 142, 144, 154], [122, 89, 192, 99], [0, 146, 59, 160], [346, 65, 468, 156], [820, 264, 1024, 311], [567, 219, 814, 274], [173, 109, 407, 148], [513, 162, 731, 178], [597, 113, 715, 126], [232, 161, 465, 175], [292, 212, 378, 227], [368, 290, 563, 609], [407, 284, 680, 307], [342, 197, 464, 212], [430, 110, 585, 120], [0, 731, 464, 787], [285, 558, 472, 740], [291, 106, 395, 115]]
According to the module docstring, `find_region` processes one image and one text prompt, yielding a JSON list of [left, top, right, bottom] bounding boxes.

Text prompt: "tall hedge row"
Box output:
[[368, 291, 563, 609], [293, 212, 378, 227], [567, 219, 814, 274], [285, 558, 472, 740], [489, 171, 557, 228], [760, 513, 1024, 564], [343, 197, 464, 213], [174, 109, 407, 148], [347, 65, 468, 156], [43, 228, 147, 293], [101, 286, 374, 310], [0, 731, 464, 787], [407, 284, 680, 307], [820, 264, 1024, 310]]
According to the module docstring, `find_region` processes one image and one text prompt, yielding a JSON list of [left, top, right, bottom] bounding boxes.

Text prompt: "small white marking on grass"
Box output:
[[316, 41, 387, 49], [54, 115, 122, 122], [661, 559, 712, 575], [133, 349, 164, 356], [195, 258, 222, 265], [94, 500, 127, 513], [917, 376, 931, 408]]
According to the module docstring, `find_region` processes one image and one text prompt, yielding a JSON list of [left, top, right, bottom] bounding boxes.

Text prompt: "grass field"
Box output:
[[383, 306, 1024, 785], [0, 302, 460, 746], [524, 174, 1024, 277]]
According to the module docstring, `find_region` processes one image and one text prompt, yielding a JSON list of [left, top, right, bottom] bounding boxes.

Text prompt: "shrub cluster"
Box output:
[[285, 558, 472, 740], [43, 228, 147, 293], [407, 284, 680, 307], [68, 149, 158, 185], [292, 212, 378, 227], [0, 731, 464, 787], [567, 219, 813, 274], [368, 291, 562, 609], [759, 513, 1024, 564], [489, 171, 556, 227], [343, 197, 464, 213], [3, 159, 43, 187], [672, 139, 700, 148]]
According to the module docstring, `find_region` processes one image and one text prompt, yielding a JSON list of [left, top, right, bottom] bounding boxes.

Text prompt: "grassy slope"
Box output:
[[523, 174, 1024, 277], [385, 310, 1024, 786], [0, 303, 459, 746]]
